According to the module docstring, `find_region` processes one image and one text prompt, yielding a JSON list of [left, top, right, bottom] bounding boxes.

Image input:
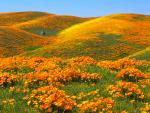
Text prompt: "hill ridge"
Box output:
[[0, 11, 50, 26], [21, 13, 150, 60]]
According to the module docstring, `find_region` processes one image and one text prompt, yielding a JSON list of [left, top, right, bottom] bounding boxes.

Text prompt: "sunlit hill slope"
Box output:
[[129, 47, 150, 61], [0, 26, 51, 57], [22, 14, 150, 60], [0, 11, 49, 26], [14, 15, 91, 36], [0, 11, 91, 57]]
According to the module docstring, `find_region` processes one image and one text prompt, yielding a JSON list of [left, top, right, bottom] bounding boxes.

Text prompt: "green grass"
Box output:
[[22, 32, 147, 61], [25, 46, 42, 51], [0, 83, 40, 113], [61, 65, 116, 96], [0, 61, 149, 113], [60, 65, 149, 113], [22, 28, 58, 36], [0, 67, 37, 113], [133, 51, 150, 61], [129, 48, 150, 61]]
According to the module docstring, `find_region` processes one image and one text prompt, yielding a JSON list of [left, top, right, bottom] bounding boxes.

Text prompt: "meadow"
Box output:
[[0, 12, 150, 113], [0, 56, 150, 113]]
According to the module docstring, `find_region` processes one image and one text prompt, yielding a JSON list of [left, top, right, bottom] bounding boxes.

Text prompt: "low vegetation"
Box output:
[[0, 26, 53, 57], [22, 14, 150, 60], [0, 12, 150, 113], [0, 12, 48, 26], [0, 56, 149, 113], [14, 15, 90, 36], [129, 47, 150, 61]]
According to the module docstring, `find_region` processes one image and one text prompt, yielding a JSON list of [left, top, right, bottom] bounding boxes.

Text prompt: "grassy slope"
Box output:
[[22, 14, 150, 60], [0, 26, 54, 57], [14, 15, 91, 36], [0, 11, 90, 57], [0, 11, 49, 26], [129, 47, 150, 61]]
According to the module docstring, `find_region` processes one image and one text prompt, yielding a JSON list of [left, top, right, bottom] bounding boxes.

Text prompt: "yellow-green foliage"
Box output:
[[59, 14, 150, 46], [22, 14, 150, 60]]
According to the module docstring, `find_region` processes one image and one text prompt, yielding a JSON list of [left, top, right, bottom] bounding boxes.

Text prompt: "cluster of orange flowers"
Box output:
[[68, 56, 97, 67], [23, 68, 101, 88], [78, 97, 114, 113], [138, 79, 150, 88], [116, 68, 146, 82], [0, 72, 18, 87], [71, 89, 114, 113], [2, 98, 15, 105], [71, 89, 100, 100], [97, 58, 149, 71], [0, 56, 149, 112], [3, 56, 101, 112], [0, 57, 63, 70], [107, 81, 144, 100], [24, 86, 114, 113], [24, 86, 76, 112], [140, 103, 150, 113]]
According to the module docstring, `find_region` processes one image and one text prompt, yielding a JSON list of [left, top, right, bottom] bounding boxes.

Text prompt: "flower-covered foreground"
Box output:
[[0, 56, 150, 113]]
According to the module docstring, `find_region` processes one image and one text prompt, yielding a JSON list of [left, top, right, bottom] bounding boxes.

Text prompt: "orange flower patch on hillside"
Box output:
[[0, 56, 149, 112], [107, 81, 144, 100], [116, 68, 146, 82]]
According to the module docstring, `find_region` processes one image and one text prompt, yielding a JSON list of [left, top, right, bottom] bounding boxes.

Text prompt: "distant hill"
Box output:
[[0, 11, 91, 57], [0, 12, 150, 60], [14, 15, 91, 36], [22, 14, 150, 60], [0, 12, 49, 26], [0, 26, 53, 57]]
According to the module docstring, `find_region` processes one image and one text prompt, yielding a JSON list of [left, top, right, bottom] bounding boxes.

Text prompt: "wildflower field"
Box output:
[[0, 11, 150, 113], [0, 56, 149, 113]]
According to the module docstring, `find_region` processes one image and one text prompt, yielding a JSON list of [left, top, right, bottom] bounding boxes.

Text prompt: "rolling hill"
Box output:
[[14, 15, 91, 36], [0, 10, 150, 113], [0, 11, 92, 57], [0, 11, 49, 26], [22, 14, 150, 60], [0, 26, 53, 57]]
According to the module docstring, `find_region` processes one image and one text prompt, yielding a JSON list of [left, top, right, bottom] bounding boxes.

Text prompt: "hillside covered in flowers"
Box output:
[[0, 12, 90, 57], [0, 12, 150, 60], [0, 56, 150, 113], [22, 14, 150, 61], [0, 11, 150, 113]]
